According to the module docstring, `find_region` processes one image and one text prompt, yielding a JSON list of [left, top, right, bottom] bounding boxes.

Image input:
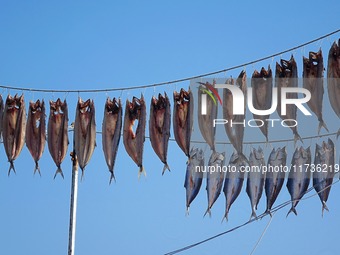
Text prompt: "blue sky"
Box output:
[[0, 1, 340, 255]]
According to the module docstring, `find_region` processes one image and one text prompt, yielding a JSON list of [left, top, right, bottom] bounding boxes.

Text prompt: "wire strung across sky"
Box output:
[[0, 29, 339, 94]]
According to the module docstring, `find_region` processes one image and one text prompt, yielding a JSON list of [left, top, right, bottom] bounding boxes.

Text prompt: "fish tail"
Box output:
[[109, 172, 116, 185], [54, 167, 64, 179], [222, 210, 229, 223], [80, 170, 85, 182], [34, 161, 41, 176], [250, 208, 257, 220], [185, 207, 190, 216], [337, 128, 340, 139], [322, 201, 329, 217], [8, 161, 16, 176], [264, 207, 272, 217], [162, 163, 171, 175], [203, 208, 211, 218], [138, 166, 146, 179], [286, 206, 297, 217], [294, 132, 303, 146], [318, 120, 329, 134]]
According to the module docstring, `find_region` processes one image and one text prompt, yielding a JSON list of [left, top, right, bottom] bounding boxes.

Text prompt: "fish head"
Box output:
[[236, 70, 247, 92], [29, 99, 44, 125], [254, 147, 264, 160], [329, 40, 340, 67], [49, 98, 67, 118], [105, 97, 121, 114]]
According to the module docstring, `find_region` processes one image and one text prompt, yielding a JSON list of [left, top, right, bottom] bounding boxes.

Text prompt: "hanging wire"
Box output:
[[0, 29, 339, 94]]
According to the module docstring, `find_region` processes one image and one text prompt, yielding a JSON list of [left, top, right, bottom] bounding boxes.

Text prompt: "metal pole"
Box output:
[[68, 150, 78, 255]]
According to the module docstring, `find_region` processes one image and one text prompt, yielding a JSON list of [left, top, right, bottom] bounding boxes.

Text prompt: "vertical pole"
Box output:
[[68, 150, 78, 255]]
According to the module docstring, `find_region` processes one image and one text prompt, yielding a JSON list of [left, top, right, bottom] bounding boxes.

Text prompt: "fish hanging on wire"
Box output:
[[303, 49, 328, 134], [2, 94, 26, 175], [0, 95, 4, 141], [123, 95, 146, 177], [26, 99, 46, 176], [47, 98, 69, 179], [197, 80, 218, 152], [102, 97, 122, 183], [251, 66, 273, 142], [184, 148, 204, 214], [313, 139, 335, 216], [173, 88, 193, 158], [286, 146, 311, 216], [223, 71, 247, 154], [74, 98, 96, 179], [149, 93, 171, 175], [275, 56, 302, 145]]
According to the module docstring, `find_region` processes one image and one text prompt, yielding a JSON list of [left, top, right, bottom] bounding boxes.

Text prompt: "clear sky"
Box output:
[[0, 1, 340, 255]]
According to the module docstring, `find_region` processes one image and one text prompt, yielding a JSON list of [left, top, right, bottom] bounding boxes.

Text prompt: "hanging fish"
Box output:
[[173, 88, 193, 158], [251, 66, 273, 142], [223, 152, 248, 221], [313, 139, 335, 216], [74, 98, 96, 178], [223, 71, 247, 154], [246, 147, 266, 219], [26, 99, 46, 176], [205, 151, 225, 217], [149, 93, 171, 175], [47, 98, 69, 179], [286, 146, 311, 216], [184, 148, 204, 214], [123, 95, 146, 177], [102, 97, 122, 183], [2, 94, 26, 175], [197, 80, 217, 152], [265, 147, 287, 215], [0, 95, 4, 140], [275, 56, 302, 145], [303, 49, 328, 134]]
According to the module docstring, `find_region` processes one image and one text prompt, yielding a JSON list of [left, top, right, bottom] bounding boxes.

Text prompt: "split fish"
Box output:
[[303, 49, 328, 134], [2, 94, 26, 175], [205, 151, 225, 217], [198, 81, 217, 152], [26, 99, 46, 175], [286, 146, 311, 216], [275, 56, 302, 145], [123, 95, 146, 177], [173, 88, 193, 158], [251, 66, 273, 142], [184, 148, 204, 214], [102, 97, 122, 183], [246, 147, 266, 219], [265, 147, 287, 215], [223, 152, 248, 221], [47, 98, 69, 178], [149, 93, 171, 175], [313, 139, 335, 216], [223, 70, 247, 153]]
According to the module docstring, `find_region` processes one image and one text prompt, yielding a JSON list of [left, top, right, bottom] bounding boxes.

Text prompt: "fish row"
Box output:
[[185, 138, 336, 220]]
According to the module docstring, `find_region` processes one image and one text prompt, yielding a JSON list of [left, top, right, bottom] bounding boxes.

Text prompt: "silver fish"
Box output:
[[198, 81, 218, 152], [246, 147, 266, 219], [102, 97, 122, 183], [303, 49, 328, 134], [223, 71, 247, 153], [3, 94, 26, 175], [205, 151, 225, 216], [184, 148, 204, 213], [265, 147, 287, 215], [251, 66, 273, 142], [313, 139, 335, 215], [74, 98, 96, 178], [286, 146, 311, 216], [149, 93, 171, 175], [275, 56, 302, 145], [223, 152, 248, 221]]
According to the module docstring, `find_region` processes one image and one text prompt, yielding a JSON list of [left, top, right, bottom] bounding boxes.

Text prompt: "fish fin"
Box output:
[[162, 163, 171, 175], [337, 128, 340, 139], [34, 161, 41, 176], [203, 208, 211, 218], [8, 161, 16, 176], [294, 133, 303, 146], [317, 120, 329, 134], [138, 166, 146, 179], [109, 172, 116, 185], [286, 207, 297, 217], [54, 167, 64, 179], [322, 201, 329, 217]]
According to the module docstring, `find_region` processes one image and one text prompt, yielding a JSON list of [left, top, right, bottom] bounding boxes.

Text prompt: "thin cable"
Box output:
[[1, 29, 339, 93]]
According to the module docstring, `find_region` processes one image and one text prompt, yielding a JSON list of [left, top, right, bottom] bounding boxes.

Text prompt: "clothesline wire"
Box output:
[[1, 29, 339, 94]]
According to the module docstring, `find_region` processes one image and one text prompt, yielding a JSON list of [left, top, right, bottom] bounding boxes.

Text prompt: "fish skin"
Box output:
[[74, 98, 96, 178], [205, 151, 225, 217], [47, 98, 69, 179], [102, 97, 122, 183], [198, 81, 217, 152], [313, 138, 335, 216], [173, 88, 193, 158], [223, 152, 248, 221], [223, 71, 247, 154], [3, 94, 26, 175], [184, 148, 204, 214], [275, 56, 302, 145], [0, 95, 4, 141], [265, 147, 287, 215], [251, 66, 273, 142], [149, 93, 171, 175], [123, 94, 146, 177], [26, 99, 46, 176], [246, 147, 266, 219], [303, 49, 328, 134], [286, 146, 311, 216]]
